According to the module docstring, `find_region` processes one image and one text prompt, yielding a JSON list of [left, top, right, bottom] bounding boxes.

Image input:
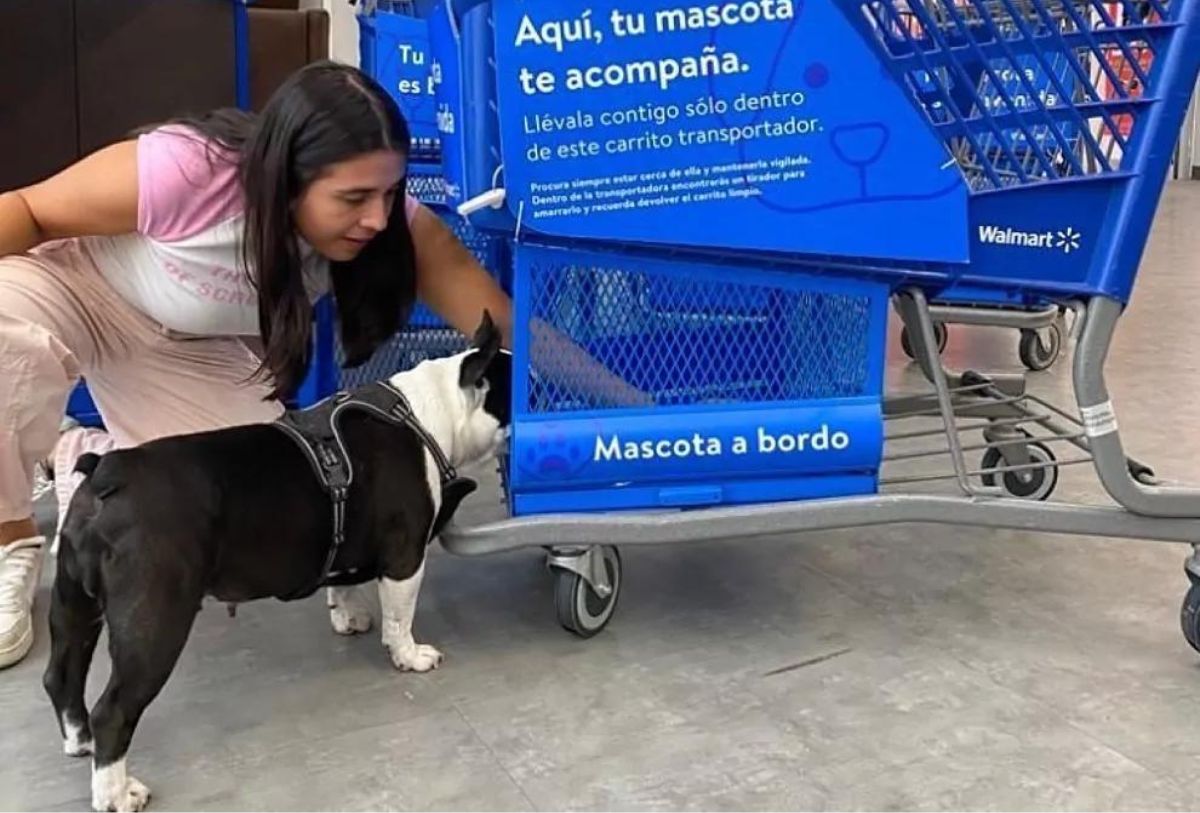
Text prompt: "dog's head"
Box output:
[[396, 309, 512, 469], [453, 309, 512, 460]]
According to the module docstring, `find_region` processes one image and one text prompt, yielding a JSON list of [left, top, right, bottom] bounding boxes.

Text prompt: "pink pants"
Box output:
[[0, 239, 284, 524]]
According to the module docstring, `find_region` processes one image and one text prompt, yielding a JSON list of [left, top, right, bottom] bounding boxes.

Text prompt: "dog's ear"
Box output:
[[459, 309, 502, 390], [470, 309, 499, 350]]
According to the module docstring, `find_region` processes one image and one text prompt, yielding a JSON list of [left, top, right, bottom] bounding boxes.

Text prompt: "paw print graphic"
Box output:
[[516, 423, 593, 481]]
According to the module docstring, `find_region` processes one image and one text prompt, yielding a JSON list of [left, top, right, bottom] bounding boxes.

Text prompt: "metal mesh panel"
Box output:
[[407, 170, 447, 207], [524, 252, 876, 414], [858, 0, 1170, 190], [339, 328, 469, 388]]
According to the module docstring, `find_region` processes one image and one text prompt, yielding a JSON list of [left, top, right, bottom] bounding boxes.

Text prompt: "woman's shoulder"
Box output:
[[136, 124, 244, 243]]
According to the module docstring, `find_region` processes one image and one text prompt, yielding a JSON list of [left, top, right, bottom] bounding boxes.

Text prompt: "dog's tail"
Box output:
[[72, 451, 126, 500], [73, 452, 101, 478]]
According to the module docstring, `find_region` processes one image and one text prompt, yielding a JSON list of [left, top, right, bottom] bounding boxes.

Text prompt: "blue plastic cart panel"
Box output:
[[507, 241, 890, 515], [487, 0, 970, 264], [360, 9, 442, 157]]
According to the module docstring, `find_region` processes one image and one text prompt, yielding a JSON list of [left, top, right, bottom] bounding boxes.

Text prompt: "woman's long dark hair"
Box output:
[[157, 61, 416, 400]]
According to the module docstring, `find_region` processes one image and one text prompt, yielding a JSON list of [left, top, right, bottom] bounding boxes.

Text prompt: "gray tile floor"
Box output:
[[5, 183, 1200, 811]]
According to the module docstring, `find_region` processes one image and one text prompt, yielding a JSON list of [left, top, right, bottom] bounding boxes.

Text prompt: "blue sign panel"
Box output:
[[510, 400, 883, 493], [368, 12, 441, 151], [490, 0, 969, 262]]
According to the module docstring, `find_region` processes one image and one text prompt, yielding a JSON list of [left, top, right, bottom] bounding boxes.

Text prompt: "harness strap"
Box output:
[[272, 382, 475, 601]]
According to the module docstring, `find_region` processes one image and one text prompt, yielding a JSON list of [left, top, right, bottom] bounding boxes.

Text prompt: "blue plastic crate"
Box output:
[[507, 242, 890, 516]]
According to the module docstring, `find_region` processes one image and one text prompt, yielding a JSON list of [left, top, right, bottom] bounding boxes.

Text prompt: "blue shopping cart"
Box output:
[[420, 0, 1200, 643]]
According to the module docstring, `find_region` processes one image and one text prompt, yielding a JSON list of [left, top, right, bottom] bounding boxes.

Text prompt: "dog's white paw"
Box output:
[[92, 768, 150, 812], [64, 736, 93, 757], [328, 587, 373, 635], [387, 642, 444, 672], [63, 719, 93, 757], [330, 604, 373, 635]]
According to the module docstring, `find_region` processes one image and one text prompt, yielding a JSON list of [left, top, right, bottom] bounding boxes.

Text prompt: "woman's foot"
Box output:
[[0, 534, 45, 669]]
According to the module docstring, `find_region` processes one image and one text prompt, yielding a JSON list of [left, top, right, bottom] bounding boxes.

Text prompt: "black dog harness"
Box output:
[[271, 381, 477, 601]]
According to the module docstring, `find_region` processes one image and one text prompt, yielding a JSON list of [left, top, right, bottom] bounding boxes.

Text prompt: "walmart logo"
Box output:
[[978, 224, 1083, 255], [1055, 227, 1081, 254]]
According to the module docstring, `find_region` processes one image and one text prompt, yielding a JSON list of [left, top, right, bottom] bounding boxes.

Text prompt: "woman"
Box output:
[[0, 61, 642, 670]]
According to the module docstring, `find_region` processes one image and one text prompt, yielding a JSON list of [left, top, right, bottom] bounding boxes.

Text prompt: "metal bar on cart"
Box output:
[[886, 392, 1031, 419], [885, 412, 1054, 441], [880, 456, 1093, 485], [893, 289, 986, 496], [439, 494, 1200, 553], [923, 303, 1061, 329], [1075, 297, 1200, 516], [881, 430, 1086, 463]]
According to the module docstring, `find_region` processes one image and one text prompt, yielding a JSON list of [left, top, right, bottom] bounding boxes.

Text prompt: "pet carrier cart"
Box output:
[[415, 0, 1200, 644]]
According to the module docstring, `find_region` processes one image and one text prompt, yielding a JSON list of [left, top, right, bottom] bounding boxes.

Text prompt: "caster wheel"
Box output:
[[980, 439, 1059, 500], [1181, 579, 1200, 654], [900, 323, 948, 359], [1018, 323, 1063, 371], [554, 546, 621, 638]]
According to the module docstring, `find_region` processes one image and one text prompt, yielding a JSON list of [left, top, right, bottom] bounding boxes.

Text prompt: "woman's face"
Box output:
[[294, 149, 406, 261]]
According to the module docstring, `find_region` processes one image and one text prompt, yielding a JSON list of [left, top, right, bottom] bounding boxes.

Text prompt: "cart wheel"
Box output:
[[980, 440, 1059, 500], [900, 323, 948, 359], [1018, 324, 1063, 371], [1181, 579, 1200, 655], [553, 546, 621, 638]]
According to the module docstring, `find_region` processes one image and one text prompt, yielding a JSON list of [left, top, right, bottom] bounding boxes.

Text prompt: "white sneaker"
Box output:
[[0, 536, 46, 669]]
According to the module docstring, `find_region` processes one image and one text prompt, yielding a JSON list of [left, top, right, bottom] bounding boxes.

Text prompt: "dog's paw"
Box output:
[[328, 587, 373, 635], [92, 775, 150, 812], [387, 642, 444, 672], [330, 604, 373, 635], [63, 720, 93, 757], [64, 736, 93, 758]]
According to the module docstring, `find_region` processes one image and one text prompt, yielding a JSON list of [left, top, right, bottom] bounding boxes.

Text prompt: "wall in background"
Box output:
[[302, 0, 359, 66]]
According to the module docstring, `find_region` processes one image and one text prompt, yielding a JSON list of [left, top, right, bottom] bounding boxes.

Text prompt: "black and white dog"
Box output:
[[43, 312, 512, 812]]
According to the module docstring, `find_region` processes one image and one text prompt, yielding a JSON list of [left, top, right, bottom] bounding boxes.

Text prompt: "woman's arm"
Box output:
[[0, 140, 139, 256], [409, 203, 653, 407], [410, 202, 515, 346]]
